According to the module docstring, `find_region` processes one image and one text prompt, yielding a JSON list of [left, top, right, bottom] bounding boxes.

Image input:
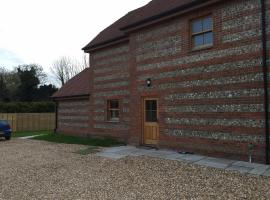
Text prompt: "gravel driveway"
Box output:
[[1, 139, 270, 200]]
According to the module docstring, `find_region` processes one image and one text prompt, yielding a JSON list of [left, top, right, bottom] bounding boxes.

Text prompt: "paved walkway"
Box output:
[[19, 134, 46, 139], [96, 146, 270, 177]]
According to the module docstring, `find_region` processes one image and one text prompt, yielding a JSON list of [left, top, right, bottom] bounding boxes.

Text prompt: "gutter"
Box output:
[[83, 37, 129, 53], [120, 0, 222, 31], [52, 94, 90, 101], [83, 0, 223, 52], [261, 0, 269, 164]]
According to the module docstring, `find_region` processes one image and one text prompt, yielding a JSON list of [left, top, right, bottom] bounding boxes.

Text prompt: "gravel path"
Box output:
[[1, 139, 270, 200]]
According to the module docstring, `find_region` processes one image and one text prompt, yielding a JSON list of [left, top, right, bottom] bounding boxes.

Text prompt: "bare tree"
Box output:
[[82, 53, 89, 68], [50, 55, 88, 86]]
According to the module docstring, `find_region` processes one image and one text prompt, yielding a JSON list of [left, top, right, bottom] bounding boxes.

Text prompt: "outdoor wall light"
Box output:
[[146, 78, 152, 87]]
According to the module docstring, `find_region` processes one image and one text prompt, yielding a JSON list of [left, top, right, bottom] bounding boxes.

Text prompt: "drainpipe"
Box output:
[[54, 100, 58, 134], [261, 0, 269, 164]]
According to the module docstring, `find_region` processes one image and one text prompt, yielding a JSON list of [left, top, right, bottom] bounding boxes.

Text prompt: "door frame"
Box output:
[[141, 97, 159, 146]]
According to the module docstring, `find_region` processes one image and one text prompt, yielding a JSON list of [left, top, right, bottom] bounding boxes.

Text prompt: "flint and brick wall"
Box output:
[[88, 0, 270, 162], [57, 99, 90, 136], [89, 43, 131, 141]]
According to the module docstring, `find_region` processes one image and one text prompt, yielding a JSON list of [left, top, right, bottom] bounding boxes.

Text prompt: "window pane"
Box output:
[[110, 100, 119, 109], [204, 32, 213, 45], [193, 35, 204, 47], [192, 20, 202, 33], [145, 111, 157, 122], [203, 17, 212, 31], [110, 110, 119, 121], [107, 100, 120, 121], [145, 100, 157, 111]]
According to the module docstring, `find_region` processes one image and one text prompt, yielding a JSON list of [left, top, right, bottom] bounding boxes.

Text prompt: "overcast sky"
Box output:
[[0, 0, 150, 79]]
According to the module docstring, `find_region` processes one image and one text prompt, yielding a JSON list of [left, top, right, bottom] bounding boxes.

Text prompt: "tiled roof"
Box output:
[[52, 68, 90, 98], [120, 0, 197, 30], [83, 0, 213, 51], [82, 7, 140, 50]]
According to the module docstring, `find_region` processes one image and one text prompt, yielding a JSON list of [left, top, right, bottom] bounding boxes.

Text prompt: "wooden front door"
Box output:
[[143, 98, 159, 145]]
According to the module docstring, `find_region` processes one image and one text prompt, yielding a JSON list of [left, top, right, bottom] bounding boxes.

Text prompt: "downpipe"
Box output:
[[261, 0, 270, 164]]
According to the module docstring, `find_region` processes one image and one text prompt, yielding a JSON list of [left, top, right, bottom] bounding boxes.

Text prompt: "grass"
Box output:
[[32, 132, 125, 147], [12, 130, 51, 138]]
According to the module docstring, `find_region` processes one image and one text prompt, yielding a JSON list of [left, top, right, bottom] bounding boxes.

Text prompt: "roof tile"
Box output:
[[83, 0, 202, 51], [52, 68, 90, 98]]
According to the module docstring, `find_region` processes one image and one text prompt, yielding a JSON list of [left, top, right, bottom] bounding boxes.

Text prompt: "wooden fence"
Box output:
[[0, 113, 55, 132]]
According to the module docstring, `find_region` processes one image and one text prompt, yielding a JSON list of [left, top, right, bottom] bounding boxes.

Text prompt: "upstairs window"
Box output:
[[191, 16, 213, 49], [107, 100, 120, 122]]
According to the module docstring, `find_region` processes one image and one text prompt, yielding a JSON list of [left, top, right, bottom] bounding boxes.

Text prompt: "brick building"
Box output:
[[54, 0, 270, 163]]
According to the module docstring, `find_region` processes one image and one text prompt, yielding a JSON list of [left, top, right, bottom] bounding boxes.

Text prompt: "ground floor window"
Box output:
[[107, 100, 120, 122]]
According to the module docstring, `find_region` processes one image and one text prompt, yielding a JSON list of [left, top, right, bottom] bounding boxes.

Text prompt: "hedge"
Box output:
[[0, 102, 55, 113]]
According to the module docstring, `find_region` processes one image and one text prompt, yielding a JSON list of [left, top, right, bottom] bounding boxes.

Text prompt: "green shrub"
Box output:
[[0, 102, 55, 113]]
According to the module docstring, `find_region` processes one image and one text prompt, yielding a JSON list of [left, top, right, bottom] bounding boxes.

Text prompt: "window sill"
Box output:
[[190, 44, 213, 53]]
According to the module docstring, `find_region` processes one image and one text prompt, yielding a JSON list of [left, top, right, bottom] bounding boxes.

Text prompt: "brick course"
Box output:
[[56, 98, 90, 136]]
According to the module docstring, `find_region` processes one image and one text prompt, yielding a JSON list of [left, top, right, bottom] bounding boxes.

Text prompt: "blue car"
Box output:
[[0, 120, 12, 140]]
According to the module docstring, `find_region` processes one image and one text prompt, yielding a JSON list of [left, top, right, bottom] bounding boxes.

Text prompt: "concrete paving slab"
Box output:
[[96, 152, 127, 160], [249, 166, 270, 176], [179, 155, 206, 163], [114, 148, 140, 156], [103, 146, 135, 153], [132, 149, 167, 157], [262, 168, 270, 176], [150, 153, 175, 159], [164, 153, 187, 161], [226, 165, 253, 174], [202, 157, 235, 165], [194, 159, 229, 169], [157, 149, 176, 155], [96, 145, 270, 177], [128, 152, 147, 156], [129, 150, 152, 156], [139, 149, 173, 157], [232, 161, 266, 168]]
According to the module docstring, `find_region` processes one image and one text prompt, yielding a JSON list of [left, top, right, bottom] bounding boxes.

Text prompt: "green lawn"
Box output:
[[32, 132, 125, 147], [13, 130, 51, 138], [13, 130, 125, 147]]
